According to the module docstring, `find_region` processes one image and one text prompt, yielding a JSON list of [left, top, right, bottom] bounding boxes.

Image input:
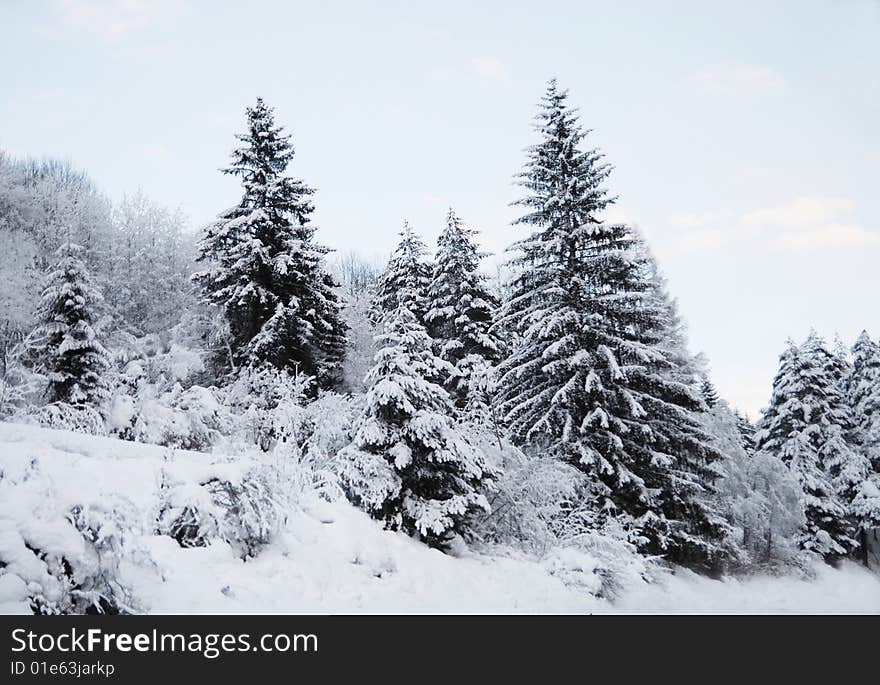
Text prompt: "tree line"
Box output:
[[2, 82, 878, 572]]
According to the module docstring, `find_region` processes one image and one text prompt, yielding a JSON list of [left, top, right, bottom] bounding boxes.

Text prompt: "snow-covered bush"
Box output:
[[265, 392, 359, 502], [155, 472, 221, 549], [223, 365, 313, 451], [103, 330, 226, 450], [852, 476, 880, 568], [0, 339, 45, 419], [474, 437, 586, 555], [35, 402, 106, 436], [109, 376, 227, 450], [203, 475, 282, 560], [0, 489, 140, 615], [469, 429, 656, 598], [62, 500, 141, 613], [155, 444, 333, 560]]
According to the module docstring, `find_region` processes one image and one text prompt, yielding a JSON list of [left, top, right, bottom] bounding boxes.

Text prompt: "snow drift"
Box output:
[[1, 422, 877, 614]]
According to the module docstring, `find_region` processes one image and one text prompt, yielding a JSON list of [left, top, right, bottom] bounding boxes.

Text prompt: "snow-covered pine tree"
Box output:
[[810, 334, 870, 534], [640, 240, 707, 390], [846, 331, 880, 563], [734, 410, 756, 455], [33, 241, 110, 408], [425, 208, 501, 407], [496, 80, 727, 571], [372, 222, 431, 324], [849, 331, 880, 470], [193, 98, 346, 388], [754, 335, 856, 560], [339, 284, 495, 548], [701, 378, 719, 408], [639, 248, 732, 568]]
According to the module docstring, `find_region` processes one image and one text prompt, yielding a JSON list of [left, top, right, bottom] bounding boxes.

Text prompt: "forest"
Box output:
[[0, 81, 878, 614]]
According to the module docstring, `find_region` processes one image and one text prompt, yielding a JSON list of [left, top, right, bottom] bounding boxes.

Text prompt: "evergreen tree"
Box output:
[[33, 241, 110, 408], [425, 208, 501, 407], [193, 98, 346, 388], [847, 331, 880, 562], [700, 378, 719, 408], [496, 80, 727, 570], [373, 222, 431, 323], [340, 284, 495, 548], [809, 334, 869, 526], [734, 409, 756, 455], [754, 336, 856, 560], [849, 331, 880, 471], [640, 240, 706, 390]]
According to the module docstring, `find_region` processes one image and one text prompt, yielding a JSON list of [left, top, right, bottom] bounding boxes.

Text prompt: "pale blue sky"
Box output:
[[1, 0, 878, 415]]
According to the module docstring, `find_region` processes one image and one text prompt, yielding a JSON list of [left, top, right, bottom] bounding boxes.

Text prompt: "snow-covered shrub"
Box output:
[[469, 429, 656, 598], [283, 393, 360, 500], [149, 343, 205, 385], [104, 331, 227, 450], [155, 472, 220, 548], [0, 492, 140, 615], [211, 474, 285, 559], [0, 340, 45, 419], [108, 357, 228, 450], [473, 435, 586, 555], [62, 500, 141, 613], [223, 365, 313, 451], [156, 459, 294, 560], [35, 402, 106, 435]]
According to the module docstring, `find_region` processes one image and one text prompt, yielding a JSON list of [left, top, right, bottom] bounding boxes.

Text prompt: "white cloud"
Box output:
[[56, 0, 178, 40], [742, 196, 854, 231], [690, 64, 783, 98], [663, 196, 877, 255], [471, 57, 507, 81], [775, 224, 878, 249]]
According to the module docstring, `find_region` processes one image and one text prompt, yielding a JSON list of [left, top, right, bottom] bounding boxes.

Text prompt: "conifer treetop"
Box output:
[[224, 97, 315, 225]]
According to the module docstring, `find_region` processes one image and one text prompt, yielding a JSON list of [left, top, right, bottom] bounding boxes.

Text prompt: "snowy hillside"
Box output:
[[1, 422, 877, 615]]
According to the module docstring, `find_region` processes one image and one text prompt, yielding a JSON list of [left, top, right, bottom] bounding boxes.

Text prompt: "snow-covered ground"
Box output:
[[1, 421, 878, 614]]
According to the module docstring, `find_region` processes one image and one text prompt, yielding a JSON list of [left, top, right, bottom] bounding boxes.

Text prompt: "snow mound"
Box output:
[[1, 422, 877, 614]]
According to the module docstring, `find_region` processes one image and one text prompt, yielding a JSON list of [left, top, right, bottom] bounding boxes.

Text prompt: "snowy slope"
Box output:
[[1, 422, 878, 614]]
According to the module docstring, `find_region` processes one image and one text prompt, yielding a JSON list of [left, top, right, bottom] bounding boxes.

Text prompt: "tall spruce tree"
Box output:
[[33, 241, 110, 408], [701, 378, 720, 408], [754, 336, 856, 560], [425, 208, 501, 407], [810, 334, 870, 529], [339, 283, 495, 548], [847, 331, 880, 562], [849, 331, 880, 471], [193, 98, 346, 388], [496, 80, 727, 571], [373, 222, 431, 323], [734, 409, 756, 455]]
